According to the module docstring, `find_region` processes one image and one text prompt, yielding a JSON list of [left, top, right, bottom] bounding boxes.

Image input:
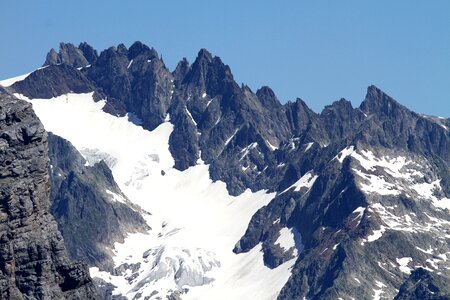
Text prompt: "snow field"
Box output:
[[28, 92, 299, 299]]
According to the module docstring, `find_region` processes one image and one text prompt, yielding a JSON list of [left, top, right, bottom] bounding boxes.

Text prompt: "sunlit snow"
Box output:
[[275, 227, 303, 255], [334, 145, 355, 163], [224, 129, 238, 146], [265, 139, 278, 151], [185, 106, 197, 126], [27, 92, 298, 299], [0, 73, 31, 87], [0, 66, 49, 87], [396, 257, 412, 274], [280, 171, 317, 195], [240, 142, 258, 161], [304, 142, 314, 152], [351, 207, 365, 227], [373, 280, 386, 300]]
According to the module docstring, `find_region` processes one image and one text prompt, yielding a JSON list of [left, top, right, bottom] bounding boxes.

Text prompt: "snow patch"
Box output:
[[373, 280, 386, 300], [164, 114, 171, 122], [280, 171, 318, 195], [0, 66, 48, 87], [185, 106, 197, 126], [28, 93, 174, 186], [275, 227, 303, 255], [240, 142, 258, 160], [351, 207, 366, 226], [335, 145, 355, 163], [353, 168, 401, 196], [396, 257, 412, 274], [105, 189, 127, 204], [304, 142, 314, 152], [416, 246, 433, 254], [265, 139, 278, 151], [361, 226, 386, 245], [411, 179, 450, 210], [205, 98, 214, 108], [224, 129, 239, 146], [214, 116, 221, 126]]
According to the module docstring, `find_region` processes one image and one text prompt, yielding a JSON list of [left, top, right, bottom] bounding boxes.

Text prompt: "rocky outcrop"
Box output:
[[48, 133, 150, 271], [359, 85, 450, 163], [84, 42, 174, 130], [394, 268, 450, 300], [11, 64, 100, 100], [44, 42, 94, 68], [0, 93, 98, 299]]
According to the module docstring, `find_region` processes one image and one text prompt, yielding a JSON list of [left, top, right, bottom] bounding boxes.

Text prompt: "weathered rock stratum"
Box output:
[[0, 93, 98, 299]]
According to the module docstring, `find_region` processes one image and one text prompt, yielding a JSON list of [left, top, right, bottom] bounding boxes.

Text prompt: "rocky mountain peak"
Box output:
[[116, 43, 128, 55], [321, 98, 354, 115], [127, 41, 159, 61], [182, 48, 236, 99], [85, 42, 173, 131], [360, 85, 408, 117], [256, 86, 280, 107], [285, 97, 319, 135], [78, 42, 98, 64], [173, 57, 190, 82], [196, 48, 214, 62], [44, 42, 91, 68]]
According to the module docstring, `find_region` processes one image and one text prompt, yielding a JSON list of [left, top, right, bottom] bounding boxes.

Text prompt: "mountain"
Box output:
[[48, 133, 150, 271], [0, 41, 449, 299], [0, 93, 98, 299]]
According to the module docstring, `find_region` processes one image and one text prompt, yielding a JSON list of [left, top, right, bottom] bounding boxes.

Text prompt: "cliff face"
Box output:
[[48, 133, 150, 271], [0, 94, 98, 299]]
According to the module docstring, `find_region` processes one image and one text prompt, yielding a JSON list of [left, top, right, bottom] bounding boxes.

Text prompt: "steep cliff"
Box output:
[[0, 93, 98, 299]]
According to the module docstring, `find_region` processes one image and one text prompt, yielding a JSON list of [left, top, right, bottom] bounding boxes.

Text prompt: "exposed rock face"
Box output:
[[0, 94, 98, 299], [48, 133, 150, 271], [84, 42, 173, 130], [44, 42, 94, 68], [11, 64, 99, 100], [236, 87, 450, 299], [394, 268, 450, 300], [5, 41, 450, 299]]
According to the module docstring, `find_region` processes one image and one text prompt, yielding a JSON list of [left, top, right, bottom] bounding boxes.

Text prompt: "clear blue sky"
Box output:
[[1, 1, 449, 117]]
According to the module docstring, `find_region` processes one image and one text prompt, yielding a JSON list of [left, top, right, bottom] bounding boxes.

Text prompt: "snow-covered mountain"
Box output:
[[1, 42, 449, 299]]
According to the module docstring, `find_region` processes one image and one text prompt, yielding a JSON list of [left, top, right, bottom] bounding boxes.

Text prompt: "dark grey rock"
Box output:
[[79, 42, 98, 65], [359, 85, 450, 163], [11, 64, 100, 99], [394, 268, 450, 300], [44, 42, 91, 68], [48, 133, 150, 271], [92, 278, 127, 300], [0, 93, 98, 299], [85, 42, 173, 131]]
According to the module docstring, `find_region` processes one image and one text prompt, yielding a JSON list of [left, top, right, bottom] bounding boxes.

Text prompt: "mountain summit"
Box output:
[[0, 41, 449, 300]]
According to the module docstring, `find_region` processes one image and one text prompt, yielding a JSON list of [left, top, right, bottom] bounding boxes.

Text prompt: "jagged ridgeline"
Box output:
[[1, 41, 449, 299]]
